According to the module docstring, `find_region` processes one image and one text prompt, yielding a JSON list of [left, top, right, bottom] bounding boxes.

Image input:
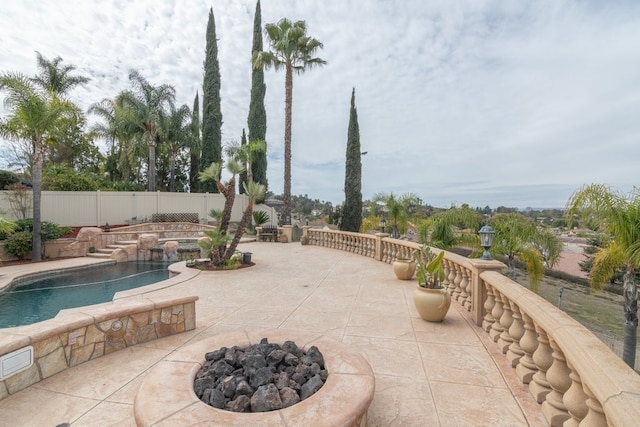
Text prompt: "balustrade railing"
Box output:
[[303, 228, 640, 426]]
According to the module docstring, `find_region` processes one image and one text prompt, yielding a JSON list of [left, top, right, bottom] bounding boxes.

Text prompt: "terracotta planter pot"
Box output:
[[393, 259, 416, 280], [413, 286, 451, 322]]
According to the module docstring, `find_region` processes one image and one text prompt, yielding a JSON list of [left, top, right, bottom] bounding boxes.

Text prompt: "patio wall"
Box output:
[[305, 228, 640, 427], [0, 263, 198, 399]]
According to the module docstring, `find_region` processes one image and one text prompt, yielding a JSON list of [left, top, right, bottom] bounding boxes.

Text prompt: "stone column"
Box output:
[[506, 301, 525, 367], [530, 324, 553, 403], [489, 289, 504, 343], [541, 337, 571, 426], [482, 284, 496, 332], [466, 259, 505, 326], [497, 293, 514, 354], [563, 360, 588, 427], [516, 311, 538, 384]]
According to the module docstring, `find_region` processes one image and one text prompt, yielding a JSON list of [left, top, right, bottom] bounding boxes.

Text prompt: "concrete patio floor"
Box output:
[[0, 242, 546, 426]]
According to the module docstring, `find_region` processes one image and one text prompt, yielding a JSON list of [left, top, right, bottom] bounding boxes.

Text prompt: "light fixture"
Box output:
[[380, 217, 386, 233], [478, 224, 495, 260]]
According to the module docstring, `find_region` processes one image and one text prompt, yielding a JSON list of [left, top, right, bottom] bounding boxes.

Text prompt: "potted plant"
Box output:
[[412, 245, 451, 322], [300, 235, 309, 245], [392, 248, 416, 280]]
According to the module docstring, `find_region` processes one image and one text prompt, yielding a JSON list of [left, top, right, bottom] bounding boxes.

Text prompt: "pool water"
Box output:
[[0, 261, 170, 328]]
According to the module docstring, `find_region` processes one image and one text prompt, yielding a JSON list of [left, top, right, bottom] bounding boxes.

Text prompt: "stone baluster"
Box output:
[[452, 265, 463, 302], [530, 324, 553, 403], [562, 360, 588, 427], [541, 337, 571, 426], [463, 267, 472, 311], [488, 289, 504, 343], [441, 259, 451, 291], [497, 293, 514, 354], [446, 259, 457, 296], [580, 383, 607, 426], [516, 311, 538, 384], [482, 284, 496, 332], [506, 301, 525, 367], [458, 266, 469, 304]]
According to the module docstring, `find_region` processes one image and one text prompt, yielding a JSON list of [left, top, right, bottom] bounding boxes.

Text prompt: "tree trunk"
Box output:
[[31, 137, 43, 261], [282, 64, 293, 225], [218, 177, 235, 235], [169, 150, 176, 192], [147, 129, 157, 192], [224, 200, 254, 259], [622, 265, 638, 368]]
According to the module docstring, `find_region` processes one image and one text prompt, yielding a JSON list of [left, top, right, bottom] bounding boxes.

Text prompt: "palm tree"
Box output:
[[421, 205, 483, 249], [158, 103, 191, 192], [117, 70, 175, 191], [199, 159, 244, 236], [488, 212, 560, 292], [372, 192, 420, 238], [225, 138, 266, 187], [254, 18, 326, 224], [89, 98, 139, 182], [31, 51, 90, 96], [0, 73, 75, 260], [565, 184, 640, 368], [224, 181, 266, 260]]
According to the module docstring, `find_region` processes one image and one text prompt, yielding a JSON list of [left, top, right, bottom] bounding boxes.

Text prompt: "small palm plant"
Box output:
[[413, 245, 446, 289]]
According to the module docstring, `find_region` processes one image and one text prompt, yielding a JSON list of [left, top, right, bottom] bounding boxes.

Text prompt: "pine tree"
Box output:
[[247, 0, 268, 189], [201, 7, 223, 193], [341, 88, 362, 232], [189, 92, 200, 193]]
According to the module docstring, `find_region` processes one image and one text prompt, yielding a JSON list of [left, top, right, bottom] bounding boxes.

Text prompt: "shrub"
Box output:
[[0, 170, 19, 190], [3, 231, 33, 259]]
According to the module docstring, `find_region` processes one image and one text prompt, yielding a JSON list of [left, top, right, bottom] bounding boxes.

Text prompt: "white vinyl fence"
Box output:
[[0, 190, 277, 227]]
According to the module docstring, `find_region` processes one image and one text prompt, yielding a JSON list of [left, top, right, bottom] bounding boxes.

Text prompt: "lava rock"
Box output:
[[280, 387, 301, 408], [251, 384, 283, 412], [194, 338, 327, 413], [300, 374, 324, 400]]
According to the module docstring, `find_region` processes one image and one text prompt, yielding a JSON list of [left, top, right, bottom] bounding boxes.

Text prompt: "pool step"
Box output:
[[86, 252, 112, 259]]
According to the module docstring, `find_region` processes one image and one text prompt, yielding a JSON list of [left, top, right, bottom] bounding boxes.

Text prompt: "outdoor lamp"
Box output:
[[478, 224, 495, 260], [380, 218, 386, 233]]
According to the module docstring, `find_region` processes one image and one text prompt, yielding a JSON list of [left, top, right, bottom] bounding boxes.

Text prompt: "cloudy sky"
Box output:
[[1, 0, 639, 209]]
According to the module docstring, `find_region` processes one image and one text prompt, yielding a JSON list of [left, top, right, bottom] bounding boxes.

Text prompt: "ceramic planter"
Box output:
[[393, 259, 416, 280], [413, 286, 451, 322]]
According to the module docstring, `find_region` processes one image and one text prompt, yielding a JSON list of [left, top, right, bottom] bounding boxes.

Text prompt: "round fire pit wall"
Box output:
[[133, 329, 375, 426]]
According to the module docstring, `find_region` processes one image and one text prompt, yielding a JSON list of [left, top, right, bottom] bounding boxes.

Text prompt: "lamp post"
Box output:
[[479, 224, 495, 260], [380, 217, 386, 233]]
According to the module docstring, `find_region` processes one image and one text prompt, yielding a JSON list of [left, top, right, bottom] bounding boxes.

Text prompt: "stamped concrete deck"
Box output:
[[0, 243, 546, 426]]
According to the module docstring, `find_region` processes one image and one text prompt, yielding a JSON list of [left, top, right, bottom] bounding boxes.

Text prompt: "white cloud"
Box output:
[[1, 0, 639, 208]]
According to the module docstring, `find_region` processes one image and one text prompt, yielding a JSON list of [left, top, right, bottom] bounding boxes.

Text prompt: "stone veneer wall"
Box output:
[[0, 277, 198, 401]]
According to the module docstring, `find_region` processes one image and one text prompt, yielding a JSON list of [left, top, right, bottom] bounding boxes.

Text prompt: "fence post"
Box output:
[[374, 233, 389, 261], [467, 259, 506, 326]]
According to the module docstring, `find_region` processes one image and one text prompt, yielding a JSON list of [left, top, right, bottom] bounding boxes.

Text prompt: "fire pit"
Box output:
[[134, 329, 375, 426]]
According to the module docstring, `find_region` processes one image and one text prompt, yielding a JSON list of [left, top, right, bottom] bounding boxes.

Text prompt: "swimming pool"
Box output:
[[0, 261, 170, 328]]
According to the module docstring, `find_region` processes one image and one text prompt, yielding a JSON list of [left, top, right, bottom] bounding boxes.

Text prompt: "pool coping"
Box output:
[[0, 260, 200, 400]]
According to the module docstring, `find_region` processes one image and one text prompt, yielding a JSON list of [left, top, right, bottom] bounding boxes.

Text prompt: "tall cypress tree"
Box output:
[[239, 128, 248, 194], [341, 88, 362, 232], [247, 0, 268, 189], [189, 91, 200, 192], [201, 7, 223, 193]]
